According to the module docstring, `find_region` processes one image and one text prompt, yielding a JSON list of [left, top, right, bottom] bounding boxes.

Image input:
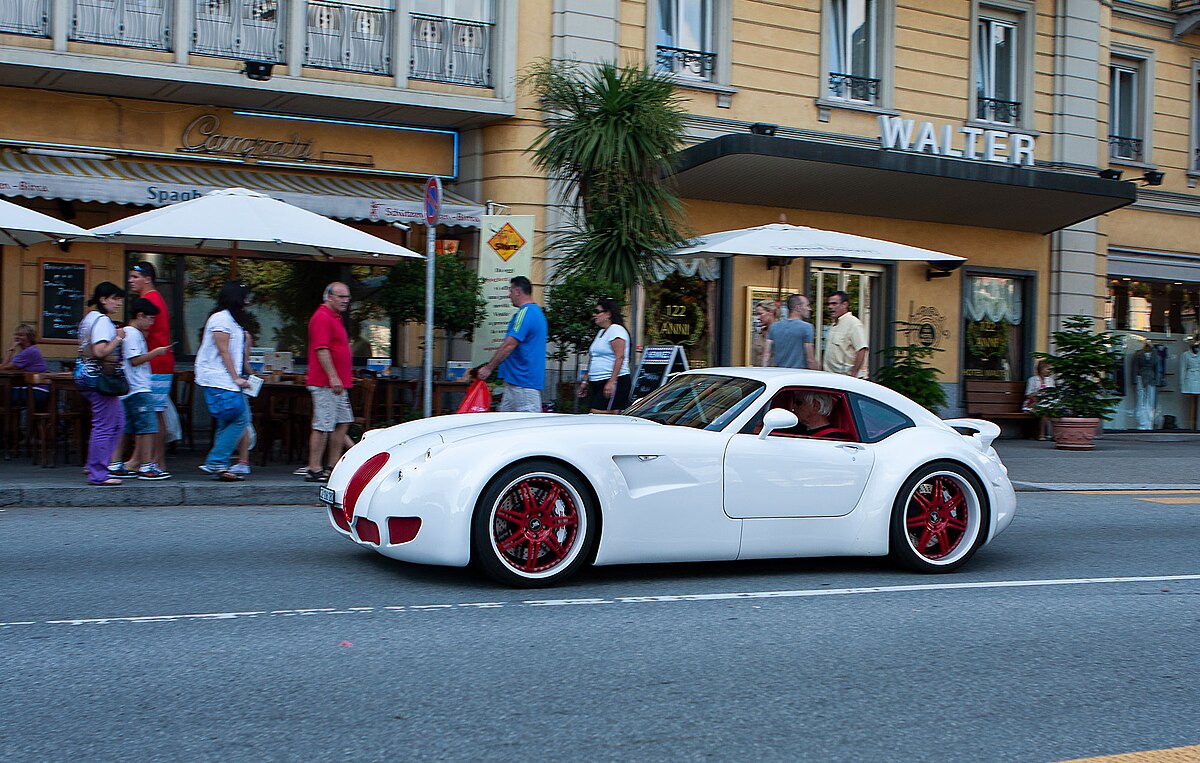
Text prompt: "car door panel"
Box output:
[[723, 434, 875, 518]]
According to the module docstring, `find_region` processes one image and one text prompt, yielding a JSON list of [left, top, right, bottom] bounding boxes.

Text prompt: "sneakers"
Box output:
[[108, 465, 139, 479], [137, 465, 171, 481], [198, 464, 221, 474], [292, 466, 310, 476], [228, 462, 252, 475]]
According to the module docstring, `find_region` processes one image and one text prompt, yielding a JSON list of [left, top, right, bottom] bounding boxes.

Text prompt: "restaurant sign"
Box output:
[[878, 116, 1035, 166], [179, 114, 314, 161]]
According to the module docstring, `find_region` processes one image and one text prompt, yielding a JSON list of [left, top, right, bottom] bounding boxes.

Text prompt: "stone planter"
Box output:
[[1051, 417, 1100, 450]]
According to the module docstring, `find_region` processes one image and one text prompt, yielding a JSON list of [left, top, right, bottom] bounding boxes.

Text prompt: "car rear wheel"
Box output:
[[889, 462, 988, 573], [471, 460, 596, 587]]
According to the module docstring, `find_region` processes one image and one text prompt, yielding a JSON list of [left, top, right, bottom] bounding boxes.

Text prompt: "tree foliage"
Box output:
[[544, 272, 625, 362], [873, 323, 948, 413], [378, 255, 487, 339], [523, 60, 689, 290], [1031, 315, 1121, 419]]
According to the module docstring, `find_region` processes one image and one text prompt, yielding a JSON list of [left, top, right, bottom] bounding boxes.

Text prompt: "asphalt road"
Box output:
[[2, 494, 1198, 763]]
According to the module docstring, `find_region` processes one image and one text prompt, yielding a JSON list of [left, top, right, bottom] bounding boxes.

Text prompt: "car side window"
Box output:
[[850, 394, 914, 443], [741, 387, 859, 442]]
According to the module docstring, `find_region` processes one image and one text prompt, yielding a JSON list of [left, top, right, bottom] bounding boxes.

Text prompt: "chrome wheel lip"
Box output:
[[487, 471, 589, 580], [902, 470, 983, 566]]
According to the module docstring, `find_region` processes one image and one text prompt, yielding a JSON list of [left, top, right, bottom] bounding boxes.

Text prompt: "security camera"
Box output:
[[391, 222, 410, 231]]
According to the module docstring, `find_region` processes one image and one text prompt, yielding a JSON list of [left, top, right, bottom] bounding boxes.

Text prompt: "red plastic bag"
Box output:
[[456, 379, 491, 414]]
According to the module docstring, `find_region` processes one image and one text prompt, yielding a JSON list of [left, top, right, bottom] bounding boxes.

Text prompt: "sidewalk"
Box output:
[[2, 432, 1197, 508]]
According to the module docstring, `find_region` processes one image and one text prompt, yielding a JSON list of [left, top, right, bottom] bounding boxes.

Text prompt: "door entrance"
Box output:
[[810, 263, 885, 377]]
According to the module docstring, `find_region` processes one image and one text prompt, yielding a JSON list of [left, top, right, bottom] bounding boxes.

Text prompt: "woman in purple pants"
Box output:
[[77, 282, 126, 486]]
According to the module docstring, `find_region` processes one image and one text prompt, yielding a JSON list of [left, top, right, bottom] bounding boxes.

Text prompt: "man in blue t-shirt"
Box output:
[[478, 276, 548, 412]]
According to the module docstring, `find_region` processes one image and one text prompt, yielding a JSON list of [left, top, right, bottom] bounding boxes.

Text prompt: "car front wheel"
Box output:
[[471, 460, 596, 587], [889, 462, 988, 573]]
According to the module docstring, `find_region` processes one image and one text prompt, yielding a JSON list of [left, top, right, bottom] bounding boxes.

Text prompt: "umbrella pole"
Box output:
[[230, 241, 240, 279]]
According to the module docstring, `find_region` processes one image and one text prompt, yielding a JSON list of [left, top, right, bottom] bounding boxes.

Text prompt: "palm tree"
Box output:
[[524, 60, 689, 291]]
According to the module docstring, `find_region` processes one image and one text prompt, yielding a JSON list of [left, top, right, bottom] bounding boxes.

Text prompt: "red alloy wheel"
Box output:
[[904, 474, 970, 561], [489, 473, 582, 574]]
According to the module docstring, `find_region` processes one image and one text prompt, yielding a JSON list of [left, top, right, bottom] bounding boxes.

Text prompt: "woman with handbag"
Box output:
[[76, 282, 127, 486], [194, 281, 253, 481]]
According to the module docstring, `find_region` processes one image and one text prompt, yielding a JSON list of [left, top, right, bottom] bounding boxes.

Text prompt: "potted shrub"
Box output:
[[1030, 315, 1121, 450], [874, 324, 948, 414]]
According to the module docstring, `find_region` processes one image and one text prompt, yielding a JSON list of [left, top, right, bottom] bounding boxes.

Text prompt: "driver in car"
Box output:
[[792, 390, 853, 440]]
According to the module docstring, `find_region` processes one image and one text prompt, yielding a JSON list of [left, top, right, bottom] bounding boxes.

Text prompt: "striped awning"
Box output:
[[0, 151, 484, 228]]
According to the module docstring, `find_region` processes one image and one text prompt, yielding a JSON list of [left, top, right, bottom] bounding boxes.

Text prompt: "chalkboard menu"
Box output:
[[630, 345, 690, 402], [39, 260, 88, 342]]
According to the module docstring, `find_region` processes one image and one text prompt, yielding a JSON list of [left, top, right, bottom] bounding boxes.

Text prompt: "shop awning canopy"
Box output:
[[0, 150, 484, 228], [669, 134, 1137, 235], [669, 223, 965, 263], [0, 196, 92, 246]]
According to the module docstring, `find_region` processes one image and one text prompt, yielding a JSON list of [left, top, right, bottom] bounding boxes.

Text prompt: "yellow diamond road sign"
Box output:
[[487, 222, 526, 262]]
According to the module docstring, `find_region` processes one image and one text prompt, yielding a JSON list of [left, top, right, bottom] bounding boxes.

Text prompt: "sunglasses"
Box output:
[[593, 308, 606, 314]]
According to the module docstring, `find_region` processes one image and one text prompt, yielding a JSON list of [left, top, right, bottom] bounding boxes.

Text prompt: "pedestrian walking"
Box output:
[[822, 290, 869, 378], [194, 281, 252, 482], [753, 300, 780, 366], [767, 294, 817, 369], [115, 298, 172, 480], [75, 282, 126, 486], [126, 262, 176, 475], [303, 282, 354, 483], [477, 276, 548, 413], [579, 296, 631, 413]]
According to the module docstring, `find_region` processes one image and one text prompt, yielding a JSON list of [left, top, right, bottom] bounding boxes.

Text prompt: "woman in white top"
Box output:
[[1024, 359, 1056, 440], [578, 296, 631, 413], [77, 282, 126, 486], [194, 281, 253, 481]]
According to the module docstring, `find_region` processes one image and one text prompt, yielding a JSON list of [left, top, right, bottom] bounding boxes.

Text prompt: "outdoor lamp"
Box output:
[[1098, 169, 1123, 181], [750, 123, 777, 136], [243, 61, 275, 81], [1135, 170, 1165, 186], [926, 260, 963, 281]]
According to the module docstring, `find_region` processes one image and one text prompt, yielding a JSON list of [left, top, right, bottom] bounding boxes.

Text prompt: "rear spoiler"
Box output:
[[942, 418, 1001, 452]]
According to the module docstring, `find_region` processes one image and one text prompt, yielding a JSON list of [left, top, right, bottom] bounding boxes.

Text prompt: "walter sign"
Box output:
[[878, 116, 1035, 166]]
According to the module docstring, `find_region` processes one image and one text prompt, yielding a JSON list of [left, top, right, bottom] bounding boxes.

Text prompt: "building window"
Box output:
[[410, 0, 494, 87], [826, 0, 879, 104], [976, 15, 1019, 125], [1110, 58, 1145, 163], [962, 274, 1028, 382], [1192, 67, 1200, 173], [655, 0, 715, 82]]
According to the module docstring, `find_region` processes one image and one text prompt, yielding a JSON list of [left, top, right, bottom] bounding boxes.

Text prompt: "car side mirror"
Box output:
[[759, 408, 799, 439]]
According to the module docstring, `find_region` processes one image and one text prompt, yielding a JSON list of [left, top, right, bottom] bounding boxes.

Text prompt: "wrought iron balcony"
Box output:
[[655, 45, 716, 81], [0, 0, 49, 36], [410, 13, 491, 87], [828, 72, 879, 103], [305, 1, 391, 75], [72, 0, 172, 50], [1109, 134, 1144, 162], [977, 97, 1021, 125], [193, 0, 285, 63]]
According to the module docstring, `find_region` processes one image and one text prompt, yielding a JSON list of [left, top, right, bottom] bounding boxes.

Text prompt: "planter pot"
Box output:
[[1051, 417, 1100, 450]]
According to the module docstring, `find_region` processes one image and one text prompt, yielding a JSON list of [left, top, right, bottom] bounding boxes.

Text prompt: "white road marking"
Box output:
[[3, 574, 1197, 630]]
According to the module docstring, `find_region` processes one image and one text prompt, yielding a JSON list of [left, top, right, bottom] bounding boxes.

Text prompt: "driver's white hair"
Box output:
[[799, 390, 835, 417]]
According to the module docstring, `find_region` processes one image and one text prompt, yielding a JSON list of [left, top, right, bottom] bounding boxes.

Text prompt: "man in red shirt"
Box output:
[[128, 262, 175, 478], [304, 282, 354, 482]]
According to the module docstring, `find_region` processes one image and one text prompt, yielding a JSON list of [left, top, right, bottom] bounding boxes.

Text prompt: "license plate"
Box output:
[[319, 486, 336, 504]]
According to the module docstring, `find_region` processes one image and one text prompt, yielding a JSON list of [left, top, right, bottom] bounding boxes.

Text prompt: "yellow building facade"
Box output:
[[1, 1, 1198, 428]]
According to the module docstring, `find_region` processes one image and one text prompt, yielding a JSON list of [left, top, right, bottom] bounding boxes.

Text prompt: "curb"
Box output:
[[2, 481, 322, 508], [1012, 482, 1200, 492]]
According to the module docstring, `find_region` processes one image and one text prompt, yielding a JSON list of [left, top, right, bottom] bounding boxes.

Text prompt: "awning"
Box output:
[[0, 151, 484, 228], [670, 134, 1137, 235]]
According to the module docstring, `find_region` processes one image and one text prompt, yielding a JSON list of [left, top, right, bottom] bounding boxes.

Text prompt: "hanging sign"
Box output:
[[471, 215, 536, 368], [630, 346, 690, 402]]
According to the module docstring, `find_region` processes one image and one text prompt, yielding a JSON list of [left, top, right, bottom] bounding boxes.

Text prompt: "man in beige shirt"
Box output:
[[823, 290, 869, 378]]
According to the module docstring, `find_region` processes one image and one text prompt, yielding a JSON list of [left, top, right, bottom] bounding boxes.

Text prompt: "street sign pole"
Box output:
[[422, 177, 441, 418]]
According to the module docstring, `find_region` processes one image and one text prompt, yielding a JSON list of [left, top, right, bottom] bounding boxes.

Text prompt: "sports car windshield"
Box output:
[[624, 374, 766, 431]]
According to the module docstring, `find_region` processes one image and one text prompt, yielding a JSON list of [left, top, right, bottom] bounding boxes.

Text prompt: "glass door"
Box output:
[[810, 263, 884, 376]]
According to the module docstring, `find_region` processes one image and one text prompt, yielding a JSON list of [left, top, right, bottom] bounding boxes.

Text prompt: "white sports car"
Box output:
[[322, 368, 1016, 587]]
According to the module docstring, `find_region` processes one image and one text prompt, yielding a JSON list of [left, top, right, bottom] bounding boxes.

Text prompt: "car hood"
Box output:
[[359, 412, 661, 450]]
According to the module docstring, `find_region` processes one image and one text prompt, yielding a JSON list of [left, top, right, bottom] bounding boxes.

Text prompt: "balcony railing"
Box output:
[[306, 1, 391, 75], [828, 72, 879, 103], [193, 0, 285, 63], [410, 13, 491, 87], [655, 45, 716, 81], [1109, 134, 1144, 162], [977, 97, 1021, 125], [71, 0, 172, 50], [0, 0, 49, 36]]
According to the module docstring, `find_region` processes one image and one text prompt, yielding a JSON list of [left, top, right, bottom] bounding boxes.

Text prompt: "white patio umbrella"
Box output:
[[87, 187, 421, 263], [669, 223, 965, 264], [0, 197, 93, 246]]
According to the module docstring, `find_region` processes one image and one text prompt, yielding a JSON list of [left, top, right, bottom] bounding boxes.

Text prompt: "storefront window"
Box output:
[[1106, 279, 1200, 335], [962, 274, 1025, 381], [644, 272, 713, 368]]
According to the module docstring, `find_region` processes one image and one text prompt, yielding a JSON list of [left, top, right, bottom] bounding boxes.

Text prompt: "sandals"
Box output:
[[89, 478, 124, 487], [213, 470, 246, 482], [304, 469, 329, 483]]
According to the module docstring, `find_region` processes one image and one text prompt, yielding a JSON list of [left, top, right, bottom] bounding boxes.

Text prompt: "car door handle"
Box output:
[[836, 443, 864, 451]]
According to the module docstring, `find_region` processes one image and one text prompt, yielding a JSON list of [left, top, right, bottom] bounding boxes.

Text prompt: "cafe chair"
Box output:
[[350, 377, 378, 434], [171, 371, 196, 450], [0, 373, 18, 458], [24, 373, 87, 467]]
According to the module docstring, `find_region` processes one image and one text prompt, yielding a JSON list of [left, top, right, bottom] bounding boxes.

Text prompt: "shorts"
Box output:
[[122, 392, 159, 435], [587, 375, 631, 412], [149, 373, 173, 413], [308, 386, 354, 432], [497, 384, 542, 413]]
